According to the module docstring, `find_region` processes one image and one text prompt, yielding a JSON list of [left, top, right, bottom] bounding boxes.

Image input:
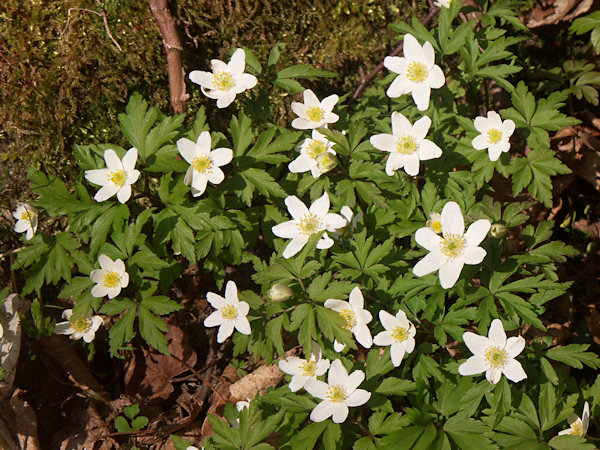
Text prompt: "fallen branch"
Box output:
[[351, 7, 440, 100], [148, 0, 189, 114]]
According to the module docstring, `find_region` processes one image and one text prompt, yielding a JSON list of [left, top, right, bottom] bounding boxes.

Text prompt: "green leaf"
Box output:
[[141, 296, 183, 315], [443, 417, 493, 450], [288, 421, 328, 450], [276, 64, 336, 80], [114, 416, 131, 432], [118, 92, 159, 161], [374, 377, 416, 396], [123, 403, 140, 420], [230, 112, 253, 157], [108, 307, 137, 355], [548, 434, 596, 449], [138, 304, 169, 354], [546, 344, 600, 369], [131, 415, 149, 430]]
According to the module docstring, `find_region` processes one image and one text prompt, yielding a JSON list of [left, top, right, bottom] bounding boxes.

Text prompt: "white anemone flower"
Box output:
[[204, 280, 251, 343], [232, 399, 252, 429], [434, 0, 452, 7], [324, 286, 372, 352], [279, 342, 331, 392], [373, 310, 416, 367], [271, 193, 346, 259], [291, 89, 339, 130], [305, 359, 371, 423], [426, 212, 442, 234], [54, 309, 103, 343], [413, 201, 491, 289], [384, 33, 445, 111], [370, 112, 442, 176], [90, 255, 129, 299], [13, 203, 38, 240], [458, 319, 527, 384], [289, 129, 337, 178], [178, 131, 233, 197], [559, 402, 590, 437], [331, 205, 361, 240], [189, 48, 258, 109], [471, 111, 516, 161], [84, 148, 140, 203]]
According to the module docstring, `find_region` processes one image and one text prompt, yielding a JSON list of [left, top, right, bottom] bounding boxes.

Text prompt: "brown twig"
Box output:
[[148, 0, 189, 114], [351, 7, 441, 100], [60, 7, 122, 52]]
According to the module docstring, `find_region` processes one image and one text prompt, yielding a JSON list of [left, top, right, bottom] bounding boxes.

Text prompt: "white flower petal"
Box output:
[[458, 355, 487, 376], [285, 196, 310, 221], [331, 402, 349, 423], [282, 236, 310, 259], [462, 332, 489, 356], [472, 134, 489, 150], [417, 139, 442, 160], [488, 319, 507, 348], [289, 155, 316, 173], [272, 220, 301, 239], [228, 48, 246, 74], [370, 134, 395, 152], [211, 148, 234, 167], [379, 310, 397, 331], [415, 227, 443, 251], [94, 184, 120, 202], [413, 251, 445, 277], [321, 94, 339, 112], [289, 375, 307, 392], [428, 65, 445, 89], [316, 234, 334, 249], [309, 192, 330, 217], [403, 154, 420, 176], [217, 321, 235, 343], [412, 116, 431, 141], [122, 147, 138, 171], [224, 281, 239, 305], [441, 201, 464, 236], [206, 167, 225, 185], [116, 185, 132, 203], [386, 75, 411, 98], [216, 92, 236, 108], [412, 83, 431, 111], [310, 401, 334, 422], [328, 360, 348, 385], [502, 359, 527, 383], [374, 331, 394, 347], [439, 260, 464, 289], [346, 389, 371, 407], [104, 149, 122, 170], [403, 34, 422, 61], [390, 344, 407, 367], [505, 336, 525, 359], [383, 56, 405, 74], [391, 112, 413, 136], [486, 367, 503, 384], [204, 310, 223, 328], [305, 380, 330, 399], [85, 169, 111, 186], [464, 220, 491, 247], [502, 119, 515, 137], [235, 316, 251, 335], [463, 246, 486, 265], [348, 287, 364, 310], [354, 324, 373, 349]]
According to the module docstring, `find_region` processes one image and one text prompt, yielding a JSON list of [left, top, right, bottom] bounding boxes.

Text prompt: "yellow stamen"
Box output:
[[431, 221, 442, 233], [395, 135, 418, 154], [298, 214, 323, 235], [327, 384, 347, 402], [339, 308, 356, 330], [306, 140, 327, 159], [568, 419, 584, 436], [221, 304, 238, 321], [192, 156, 212, 174], [406, 61, 428, 83], [487, 128, 502, 144], [484, 346, 508, 368], [103, 272, 120, 288], [315, 153, 336, 172], [392, 326, 408, 343], [301, 360, 317, 377], [306, 106, 324, 122], [440, 234, 465, 258], [213, 71, 235, 91], [108, 170, 127, 187], [71, 317, 92, 333]]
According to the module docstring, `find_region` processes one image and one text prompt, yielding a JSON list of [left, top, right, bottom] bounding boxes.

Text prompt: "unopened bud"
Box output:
[[315, 152, 337, 173], [490, 223, 507, 238], [268, 284, 293, 302]]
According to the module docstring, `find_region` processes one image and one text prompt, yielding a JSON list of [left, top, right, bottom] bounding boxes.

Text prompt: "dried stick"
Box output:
[[351, 7, 440, 100], [60, 7, 122, 52], [148, 0, 189, 114]]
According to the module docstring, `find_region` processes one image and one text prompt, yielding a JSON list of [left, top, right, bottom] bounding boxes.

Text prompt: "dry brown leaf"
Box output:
[[525, 0, 592, 28], [229, 363, 284, 402], [0, 294, 27, 400], [10, 389, 40, 450], [200, 365, 238, 439], [124, 321, 197, 401]]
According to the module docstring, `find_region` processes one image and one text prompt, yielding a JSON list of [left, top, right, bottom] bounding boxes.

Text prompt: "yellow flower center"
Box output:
[[392, 326, 408, 343], [406, 61, 429, 83], [298, 214, 323, 235], [440, 234, 465, 258], [306, 106, 324, 122], [306, 140, 328, 159], [70, 317, 92, 333], [213, 71, 235, 91], [568, 419, 584, 436], [103, 272, 121, 288], [20, 211, 33, 225], [339, 308, 356, 330], [327, 384, 347, 402], [484, 346, 508, 369], [487, 128, 502, 144], [301, 360, 317, 377], [431, 221, 442, 233], [108, 170, 127, 187], [221, 304, 238, 321], [315, 153, 336, 171], [192, 156, 212, 174], [396, 135, 418, 154]]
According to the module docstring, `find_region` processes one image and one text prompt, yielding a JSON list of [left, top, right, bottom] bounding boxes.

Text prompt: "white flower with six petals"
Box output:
[[559, 402, 590, 437], [370, 111, 442, 176], [278, 342, 331, 392], [13, 203, 38, 240], [189, 48, 258, 108], [90, 255, 129, 299], [324, 287, 373, 352], [84, 148, 140, 203], [413, 201, 491, 289], [291, 89, 339, 130], [177, 131, 233, 197], [471, 111, 515, 161], [373, 310, 416, 367], [384, 33, 445, 111], [54, 309, 103, 343], [458, 319, 527, 384], [289, 130, 337, 178], [305, 359, 371, 423], [204, 281, 251, 343], [271, 193, 346, 259]]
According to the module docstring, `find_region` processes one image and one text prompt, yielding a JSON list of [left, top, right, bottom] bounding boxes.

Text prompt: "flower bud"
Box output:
[[490, 223, 507, 238], [315, 152, 337, 174], [426, 212, 442, 234], [268, 284, 293, 302]]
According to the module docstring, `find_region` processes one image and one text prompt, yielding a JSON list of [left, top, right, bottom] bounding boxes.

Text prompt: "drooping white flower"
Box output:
[[84, 148, 140, 203], [370, 112, 442, 176], [471, 111, 516, 161], [289, 130, 337, 178], [324, 287, 372, 352], [232, 398, 252, 429], [177, 131, 233, 197], [373, 310, 416, 367], [413, 201, 491, 289], [189, 48, 258, 109], [458, 319, 527, 384], [204, 281, 251, 343], [291, 89, 339, 130], [426, 212, 442, 234], [90, 255, 129, 299], [0, 323, 3, 340], [434, 0, 452, 7], [384, 33, 445, 111], [558, 402, 590, 437], [305, 359, 371, 423], [13, 203, 38, 240], [54, 309, 103, 343], [279, 342, 331, 392], [271, 193, 346, 259], [331, 205, 361, 240]]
